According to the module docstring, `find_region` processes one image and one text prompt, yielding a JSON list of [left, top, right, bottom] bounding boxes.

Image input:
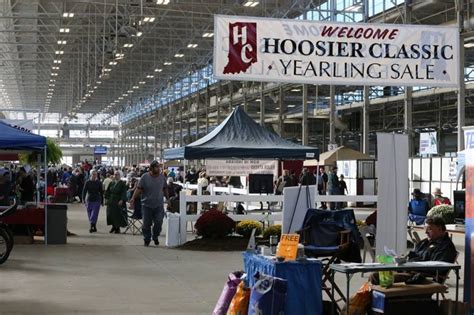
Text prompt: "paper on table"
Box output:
[[409, 261, 454, 266], [339, 262, 383, 267]]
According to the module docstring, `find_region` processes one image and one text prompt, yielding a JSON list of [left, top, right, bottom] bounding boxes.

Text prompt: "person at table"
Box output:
[[0, 172, 11, 206], [82, 170, 103, 233], [17, 167, 34, 204], [370, 216, 457, 285], [408, 188, 430, 225], [432, 187, 451, 206]]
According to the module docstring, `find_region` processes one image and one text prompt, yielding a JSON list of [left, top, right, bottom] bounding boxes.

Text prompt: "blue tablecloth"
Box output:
[[243, 252, 323, 315]]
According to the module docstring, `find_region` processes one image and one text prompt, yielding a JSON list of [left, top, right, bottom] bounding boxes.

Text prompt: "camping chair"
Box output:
[[298, 208, 362, 312], [123, 209, 143, 235]]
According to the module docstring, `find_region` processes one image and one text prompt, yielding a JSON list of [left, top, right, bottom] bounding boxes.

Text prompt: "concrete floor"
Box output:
[[0, 204, 466, 314]]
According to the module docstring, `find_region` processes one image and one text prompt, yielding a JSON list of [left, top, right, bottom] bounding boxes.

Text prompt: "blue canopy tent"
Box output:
[[164, 106, 319, 160], [0, 121, 50, 244]]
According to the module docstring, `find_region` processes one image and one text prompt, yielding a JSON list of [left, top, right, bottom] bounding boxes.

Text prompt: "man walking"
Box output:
[[130, 160, 169, 247], [327, 166, 341, 210]]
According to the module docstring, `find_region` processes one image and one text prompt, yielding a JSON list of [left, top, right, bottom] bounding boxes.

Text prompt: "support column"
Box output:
[[329, 85, 336, 148], [187, 102, 191, 145], [153, 125, 157, 160], [457, 0, 465, 151], [278, 85, 285, 137], [171, 105, 176, 148], [404, 87, 413, 156], [195, 93, 200, 141], [243, 82, 248, 112], [216, 83, 221, 124], [179, 101, 183, 147], [362, 86, 370, 154], [302, 84, 309, 146], [205, 85, 210, 134], [260, 82, 265, 126]]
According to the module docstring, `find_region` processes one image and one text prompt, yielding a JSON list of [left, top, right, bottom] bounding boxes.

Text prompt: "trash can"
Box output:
[[166, 213, 180, 247], [46, 204, 67, 244]]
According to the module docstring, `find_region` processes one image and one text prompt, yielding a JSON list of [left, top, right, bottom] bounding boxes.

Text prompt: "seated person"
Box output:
[[432, 187, 451, 206], [370, 217, 457, 285], [408, 188, 429, 225]]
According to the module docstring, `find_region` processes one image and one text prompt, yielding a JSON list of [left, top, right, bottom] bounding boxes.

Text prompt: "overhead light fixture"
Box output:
[[57, 40, 67, 45], [53, 60, 61, 64], [103, 68, 111, 72], [139, 81, 146, 84], [55, 50, 64, 55], [109, 61, 117, 65], [154, 68, 162, 72], [127, 90, 133, 93], [346, 1, 363, 12], [123, 93, 128, 96], [118, 97, 123, 100], [59, 28, 70, 33], [187, 43, 198, 48], [202, 32, 214, 38], [288, 104, 296, 108], [133, 86, 139, 89], [291, 88, 301, 92], [51, 73, 58, 76], [174, 53, 184, 58], [136, 31, 143, 37], [49, 84, 55, 87], [146, 75, 154, 79], [243, 1, 259, 7], [123, 43, 133, 48], [63, 12, 74, 18], [156, 0, 170, 5], [52, 66, 59, 70], [464, 43, 474, 48], [164, 62, 172, 66], [97, 81, 102, 84], [50, 79, 56, 82]]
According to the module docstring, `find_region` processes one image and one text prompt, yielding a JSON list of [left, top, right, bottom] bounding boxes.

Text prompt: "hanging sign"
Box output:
[[419, 132, 438, 155], [0, 119, 34, 133], [214, 15, 459, 87], [205, 159, 278, 177]]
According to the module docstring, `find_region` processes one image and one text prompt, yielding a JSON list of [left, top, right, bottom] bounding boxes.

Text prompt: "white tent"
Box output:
[[303, 146, 374, 166]]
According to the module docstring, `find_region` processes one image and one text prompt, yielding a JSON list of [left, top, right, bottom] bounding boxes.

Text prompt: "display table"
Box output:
[[330, 261, 461, 315], [1, 206, 45, 225], [243, 252, 323, 315]]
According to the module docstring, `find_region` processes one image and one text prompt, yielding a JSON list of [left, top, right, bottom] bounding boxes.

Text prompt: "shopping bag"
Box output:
[[340, 282, 371, 315], [212, 271, 243, 315], [248, 273, 287, 315], [226, 281, 250, 315], [376, 255, 395, 288]]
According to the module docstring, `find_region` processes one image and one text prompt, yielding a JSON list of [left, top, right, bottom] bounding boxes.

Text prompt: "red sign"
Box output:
[[223, 22, 257, 74]]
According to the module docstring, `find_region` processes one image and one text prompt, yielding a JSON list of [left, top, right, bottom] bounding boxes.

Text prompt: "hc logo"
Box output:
[[223, 22, 257, 74]]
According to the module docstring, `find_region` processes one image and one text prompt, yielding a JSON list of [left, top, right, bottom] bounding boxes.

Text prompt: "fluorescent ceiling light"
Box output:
[[154, 68, 162, 72], [55, 50, 64, 55], [464, 43, 474, 48], [243, 1, 259, 7], [291, 88, 301, 92], [202, 32, 214, 38], [109, 61, 117, 65], [156, 0, 170, 4], [133, 86, 139, 89], [136, 32, 143, 37], [139, 81, 146, 84], [146, 75, 154, 78], [63, 12, 74, 18], [174, 53, 184, 58], [187, 43, 198, 48], [57, 40, 67, 45], [123, 43, 133, 48], [59, 28, 70, 33], [164, 62, 172, 66], [53, 60, 61, 64], [288, 104, 296, 108]]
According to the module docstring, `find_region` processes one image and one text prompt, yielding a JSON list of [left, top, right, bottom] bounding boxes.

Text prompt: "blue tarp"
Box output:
[[0, 121, 46, 150], [163, 106, 319, 160]]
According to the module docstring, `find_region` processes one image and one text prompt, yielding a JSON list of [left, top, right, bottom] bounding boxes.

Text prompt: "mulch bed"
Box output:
[[177, 236, 269, 251]]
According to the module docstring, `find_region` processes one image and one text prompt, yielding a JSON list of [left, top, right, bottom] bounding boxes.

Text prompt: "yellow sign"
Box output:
[[276, 234, 300, 261]]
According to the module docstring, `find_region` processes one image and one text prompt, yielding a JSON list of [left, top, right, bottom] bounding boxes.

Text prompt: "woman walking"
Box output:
[[82, 170, 103, 233], [105, 171, 128, 234]]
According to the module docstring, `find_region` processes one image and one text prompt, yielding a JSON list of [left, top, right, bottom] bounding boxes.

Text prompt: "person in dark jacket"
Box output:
[[105, 170, 128, 234], [370, 217, 457, 284], [299, 168, 316, 185], [82, 170, 103, 233], [18, 167, 34, 204]]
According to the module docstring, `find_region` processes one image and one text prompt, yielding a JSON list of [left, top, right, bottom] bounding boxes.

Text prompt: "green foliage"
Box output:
[[262, 224, 281, 240], [427, 204, 455, 224], [194, 209, 235, 239], [19, 138, 63, 166], [235, 220, 262, 238]]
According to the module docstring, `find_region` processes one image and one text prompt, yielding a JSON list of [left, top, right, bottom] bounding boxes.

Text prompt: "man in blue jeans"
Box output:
[[130, 160, 169, 247]]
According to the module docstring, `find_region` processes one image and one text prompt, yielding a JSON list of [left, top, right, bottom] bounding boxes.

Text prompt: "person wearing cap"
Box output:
[[130, 160, 169, 247], [432, 187, 451, 206], [408, 188, 430, 225], [327, 166, 341, 210]]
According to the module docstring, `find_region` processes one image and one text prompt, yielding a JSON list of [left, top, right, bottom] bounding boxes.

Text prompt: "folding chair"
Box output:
[[123, 209, 143, 235], [298, 208, 362, 313]]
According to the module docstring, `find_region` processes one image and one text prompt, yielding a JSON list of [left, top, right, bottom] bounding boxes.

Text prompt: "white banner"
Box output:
[[0, 119, 34, 133], [419, 131, 438, 155], [206, 159, 278, 177], [214, 15, 459, 87]]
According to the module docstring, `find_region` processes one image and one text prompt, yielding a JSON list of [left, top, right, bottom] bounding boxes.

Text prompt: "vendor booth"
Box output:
[[0, 121, 59, 245], [305, 146, 376, 205]]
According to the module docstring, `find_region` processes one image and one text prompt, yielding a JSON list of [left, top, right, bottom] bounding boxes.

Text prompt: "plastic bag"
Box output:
[[340, 282, 371, 315], [212, 271, 243, 315], [248, 273, 287, 315], [227, 281, 250, 315], [377, 255, 394, 288]]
